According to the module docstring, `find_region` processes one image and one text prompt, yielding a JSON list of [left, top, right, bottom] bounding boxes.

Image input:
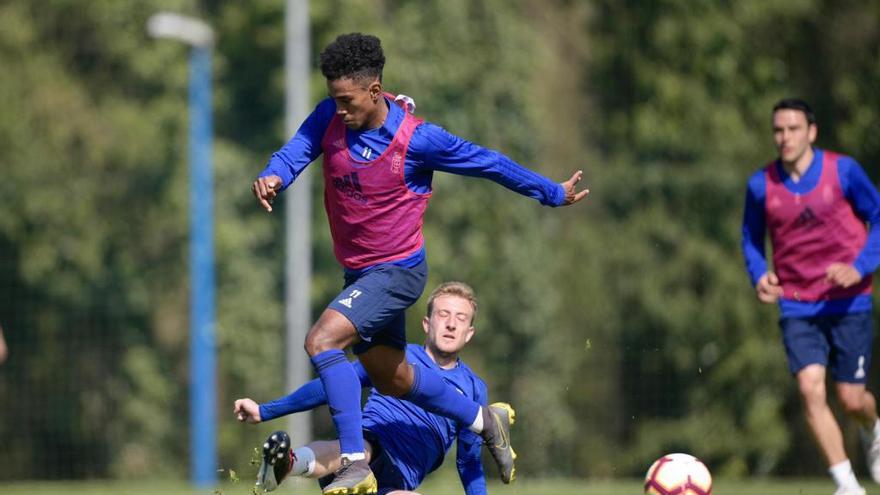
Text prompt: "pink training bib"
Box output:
[[321, 103, 430, 270], [765, 150, 871, 301]]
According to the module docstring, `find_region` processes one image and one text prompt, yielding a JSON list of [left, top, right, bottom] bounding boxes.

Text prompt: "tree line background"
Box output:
[[1, 0, 880, 483]]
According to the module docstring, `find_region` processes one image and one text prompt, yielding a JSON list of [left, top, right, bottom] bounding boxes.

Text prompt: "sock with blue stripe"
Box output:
[[311, 349, 365, 457]]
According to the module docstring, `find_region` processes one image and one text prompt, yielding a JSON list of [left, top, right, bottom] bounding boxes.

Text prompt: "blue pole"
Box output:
[[188, 45, 216, 488]]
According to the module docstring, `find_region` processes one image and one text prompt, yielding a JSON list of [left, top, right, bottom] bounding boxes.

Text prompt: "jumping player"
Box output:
[[251, 33, 587, 494]]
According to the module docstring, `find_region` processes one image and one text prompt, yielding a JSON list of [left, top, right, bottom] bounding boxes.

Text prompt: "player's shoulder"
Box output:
[[314, 96, 335, 112], [457, 360, 488, 389], [823, 148, 861, 170], [746, 166, 767, 193], [820, 148, 854, 160], [752, 155, 778, 173], [405, 343, 432, 365], [308, 97, 337, 128], [821, 149, 870, 185], [410, 120, 458, 151]]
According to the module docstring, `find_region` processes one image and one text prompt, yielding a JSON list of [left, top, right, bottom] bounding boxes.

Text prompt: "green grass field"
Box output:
[[0, 477, 868, 495]]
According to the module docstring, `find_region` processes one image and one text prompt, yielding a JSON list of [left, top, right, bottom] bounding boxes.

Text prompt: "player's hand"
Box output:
[[756, 272, 784, 304], [826, 262, 862, 288], [252, 175, 283, 212], [233, 398, 262, 424], [560, 170, 590, 206]]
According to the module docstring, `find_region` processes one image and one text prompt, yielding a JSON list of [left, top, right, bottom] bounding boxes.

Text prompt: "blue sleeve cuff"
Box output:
[[551, 183, 565, 206], [258, 162, 295, 190], [854, 259, 870, 278], [257, 378, 328, 421], [748, 266, 766, 287], [258, 404, 275, 422]]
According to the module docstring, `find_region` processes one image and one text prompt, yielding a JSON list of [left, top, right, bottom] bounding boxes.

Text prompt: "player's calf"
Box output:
[[860, 425, 880, 484]]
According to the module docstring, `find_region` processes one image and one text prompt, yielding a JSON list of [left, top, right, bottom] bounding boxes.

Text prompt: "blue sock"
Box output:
[[311, 350, 364, 456], [402, 363, 480, 426]]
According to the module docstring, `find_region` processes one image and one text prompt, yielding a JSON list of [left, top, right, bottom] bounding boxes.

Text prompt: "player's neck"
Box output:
[[781, 147, 814, 183], [424, 345, 458, 370], [364, 98, 389, 130]]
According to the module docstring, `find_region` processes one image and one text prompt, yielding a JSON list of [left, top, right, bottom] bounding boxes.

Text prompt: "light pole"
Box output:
[[284, 0, 313, 448], [147, 12, 217, 488]]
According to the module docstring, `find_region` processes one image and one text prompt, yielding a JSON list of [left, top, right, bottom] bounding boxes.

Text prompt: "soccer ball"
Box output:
[[644, 453, 712, 495]]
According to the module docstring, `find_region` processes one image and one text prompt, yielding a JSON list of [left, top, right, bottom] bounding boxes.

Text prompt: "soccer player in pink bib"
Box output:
[[251, 33, 588, 494], [742, 98, 880, 495]]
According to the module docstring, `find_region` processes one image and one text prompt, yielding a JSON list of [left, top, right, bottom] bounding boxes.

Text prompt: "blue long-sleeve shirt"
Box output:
[[262, 96, 564, 203], [259, 96, 565, 272], [741, 149, 880, 317], [259, 344, 488, 495]]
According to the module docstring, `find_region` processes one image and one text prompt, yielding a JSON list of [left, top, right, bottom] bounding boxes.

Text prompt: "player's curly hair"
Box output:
[[319, 33, 385, 83]]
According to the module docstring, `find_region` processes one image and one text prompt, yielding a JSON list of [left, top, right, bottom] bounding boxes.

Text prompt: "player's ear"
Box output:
[[369, 80, 382, 102], [422, 316, 430, 335], [464, 326, 475, 344], [808, 123, 818, 143]]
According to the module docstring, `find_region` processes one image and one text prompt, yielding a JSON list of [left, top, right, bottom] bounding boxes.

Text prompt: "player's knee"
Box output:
[[304, 328, 341, 356], [797, 375, 825, 401], [839, 392, 866, 415], [798, 387, 828, 411], [373, 375, 409, 397]]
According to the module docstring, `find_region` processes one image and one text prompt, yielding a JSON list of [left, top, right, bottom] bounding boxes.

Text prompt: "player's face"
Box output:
[[423, 295, 476, 357], [327, 77, 383, 130], [773, 109, 816, 166]]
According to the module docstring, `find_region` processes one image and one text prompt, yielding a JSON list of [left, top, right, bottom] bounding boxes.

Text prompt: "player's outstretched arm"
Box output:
[[252, 175, 283, 212], [456, 429, 487, 495], [560, 170, 589, 206], [236, 364, 374, 425]]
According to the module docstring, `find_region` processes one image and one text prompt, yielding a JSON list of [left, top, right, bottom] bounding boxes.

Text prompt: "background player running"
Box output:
[[741, 98, 880, 495]]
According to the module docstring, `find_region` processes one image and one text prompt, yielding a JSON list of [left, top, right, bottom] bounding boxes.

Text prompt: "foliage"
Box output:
[[2, 0, 880, 482]]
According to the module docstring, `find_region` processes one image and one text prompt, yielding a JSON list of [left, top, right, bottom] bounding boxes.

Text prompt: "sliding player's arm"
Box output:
[[234, 361, 372, 423], [456, 428, 487, 495], [456, 378, 489, 495]]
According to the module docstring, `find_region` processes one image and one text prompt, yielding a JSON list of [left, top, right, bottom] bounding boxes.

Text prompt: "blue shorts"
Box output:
[[327, 260, 428, 355], [780, 312, 874, 383], [365, 430, 410, 494]]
